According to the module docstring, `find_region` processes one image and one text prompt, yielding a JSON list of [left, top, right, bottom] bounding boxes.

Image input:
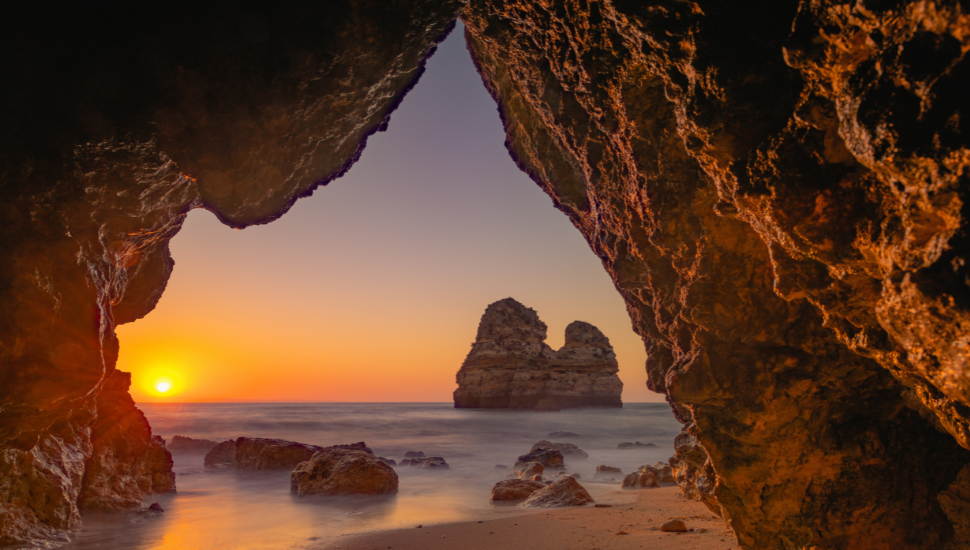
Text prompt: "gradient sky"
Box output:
[[117, 23, 663, 404]]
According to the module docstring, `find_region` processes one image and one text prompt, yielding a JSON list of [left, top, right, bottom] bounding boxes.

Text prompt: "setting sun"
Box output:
[[155, 381, 171, 393]]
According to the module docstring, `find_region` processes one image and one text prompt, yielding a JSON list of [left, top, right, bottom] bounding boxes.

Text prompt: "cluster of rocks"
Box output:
[[490, 440, 593, 508], [617, 441, 657, 450], [453, 299, 623, 410], [621, 463, 676, 489]]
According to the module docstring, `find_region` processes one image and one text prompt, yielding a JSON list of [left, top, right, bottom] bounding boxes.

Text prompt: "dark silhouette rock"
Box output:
[[617, 442, 657, 450], [519, 477, 594, 508], [491, 479, 545, 502], [400, 456, 449, 469], [404, 451, 426, 458], [78, 370, 176, 512], [453, 299, 622, 410], [169, 436, 219, 454], [291, 449, 398, 496], [204, 440, 237, 470], [531, 440, 588, 460], [377, 457, 397, 467]]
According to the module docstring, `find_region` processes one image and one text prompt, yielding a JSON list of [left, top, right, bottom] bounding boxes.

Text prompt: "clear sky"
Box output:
[[117, 23, 663, 404]]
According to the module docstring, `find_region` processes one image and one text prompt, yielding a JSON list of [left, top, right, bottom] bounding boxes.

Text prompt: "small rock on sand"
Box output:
[[519, 477, 594, 508], [661, 519, 688, 532]]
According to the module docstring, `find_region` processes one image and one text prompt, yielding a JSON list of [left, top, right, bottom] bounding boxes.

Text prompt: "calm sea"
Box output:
[[64, 402, 681, 549]]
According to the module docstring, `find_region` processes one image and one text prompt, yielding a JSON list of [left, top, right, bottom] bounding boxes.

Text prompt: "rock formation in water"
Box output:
[[530, 440, 588, 460], [204, 440, 238, 470], [453, 298, 623, 410], [290, 449, 398, 496], [78, 371, 176, 512], [168, 436, 219, 454], [463, 1, 970, 547], [235, 438, 372, 471], [491, 479, 546, 502], [2, 0, 970, 548]]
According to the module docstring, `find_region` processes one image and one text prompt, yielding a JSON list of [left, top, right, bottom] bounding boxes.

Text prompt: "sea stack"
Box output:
[[454, 298, 622, 410]]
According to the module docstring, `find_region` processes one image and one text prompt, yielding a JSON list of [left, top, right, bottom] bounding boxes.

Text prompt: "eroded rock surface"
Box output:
[[291, 449, 398, 496], [78, 371, 175, 511], [454, 298, 622, 410], [235, 438, 371, 472], [0, 1, 463, 545], [519, 477, 594, 508], [204, 440, 237, 470], [491, 479, 545, 502], [463, 0, 970, 547]]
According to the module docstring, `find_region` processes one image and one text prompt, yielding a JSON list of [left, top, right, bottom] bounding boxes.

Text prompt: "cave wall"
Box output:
[[0, 1, 464, 544], [2, 0, 969, 548], [462, 0, 970, 548]]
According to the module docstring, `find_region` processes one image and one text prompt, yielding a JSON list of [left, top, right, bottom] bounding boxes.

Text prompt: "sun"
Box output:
[[155, 380, 172, 393]]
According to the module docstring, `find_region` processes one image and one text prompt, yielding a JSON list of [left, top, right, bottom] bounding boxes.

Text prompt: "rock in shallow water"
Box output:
[[291, 450, 398, 496], [204, 440, 237, 470], [491, 479, 545, 502], [513, 449, 564, 471], [530, 440, 588, 460], [453, 298, 622, 410], [519, 477, 594, 508], [169, 436, 219, 454]]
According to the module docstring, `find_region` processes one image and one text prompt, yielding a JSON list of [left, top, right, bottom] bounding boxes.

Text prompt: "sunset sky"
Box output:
[[117, 23, 662, 404]]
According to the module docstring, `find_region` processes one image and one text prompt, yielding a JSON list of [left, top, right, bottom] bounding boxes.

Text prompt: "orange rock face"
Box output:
[[462, 0, 970, 547], [454, 298, 623, 409], [78, 371, 175, 511], [290, 449, 398, 496]]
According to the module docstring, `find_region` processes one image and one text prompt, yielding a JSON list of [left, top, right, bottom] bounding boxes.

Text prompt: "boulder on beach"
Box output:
[[514, 449, 565, 471], [517, 462, 544, 479], [169, 435, 219, 454], [548, 431, 580, 438], [530, 440, 589, 460], [617, 441, 657, 449], [661, 519, 688, 532], [204, 440, 237, 469], [519, 477, 594, 508], [400, 456, 449, 469], [595, 465, 622, 476], [291, 449, 398, 496], [234, 438, 373, 471], [622, 468, 658, 489], [404, 451, 425, 458], [491, 479, 545, 502]]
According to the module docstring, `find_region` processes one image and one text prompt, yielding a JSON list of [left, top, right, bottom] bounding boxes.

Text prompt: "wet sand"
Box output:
[[334, 487, 739, 550]]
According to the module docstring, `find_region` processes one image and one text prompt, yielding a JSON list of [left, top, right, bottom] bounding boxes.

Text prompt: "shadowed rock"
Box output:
[[78, 371, 175, 512], [235, 438, 371, 471], [530, 440, 588, 460], [291, 449, 398, 496], [204, 440, 238, 470], [453, 299, 622, 410], [513, 449, 565, 471]]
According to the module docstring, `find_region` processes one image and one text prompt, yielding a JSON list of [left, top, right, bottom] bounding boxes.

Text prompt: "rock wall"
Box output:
[[462, 1, 970, 548], [78, 370, 175, 512], [454, 298, 623, 410], [0, 1, 464, 545]]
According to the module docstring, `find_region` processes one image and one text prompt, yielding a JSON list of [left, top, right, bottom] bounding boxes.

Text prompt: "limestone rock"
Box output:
[[290, 449, 398, 496], [519, 477, 594, 508], [235, 438, 371, 471], [453, 299, 622, 410], [169, 436, 219, 454], [491, 479, 545, 502], [513, 449, 565, 471], [464, 1, 970, 546], [530, 440, 588, 460], [517, 463, 543, 480], [77, 370, 176, 512], [0, 2, 464, 545], [622, 463, 674, 489], [204, 440, 237, 470]]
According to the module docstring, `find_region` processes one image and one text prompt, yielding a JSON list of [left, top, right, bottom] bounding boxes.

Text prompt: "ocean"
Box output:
[[64, 403, 681, 549]]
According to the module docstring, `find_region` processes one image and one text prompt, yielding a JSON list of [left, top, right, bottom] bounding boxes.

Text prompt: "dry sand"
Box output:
[[334, 486, 739, 550]]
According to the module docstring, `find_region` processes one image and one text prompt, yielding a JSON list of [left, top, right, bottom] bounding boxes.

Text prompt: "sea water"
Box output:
[[63, 403, 680, 550]]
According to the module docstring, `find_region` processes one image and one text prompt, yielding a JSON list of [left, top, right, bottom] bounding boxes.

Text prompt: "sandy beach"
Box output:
[[335, 487, 739, 550]]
